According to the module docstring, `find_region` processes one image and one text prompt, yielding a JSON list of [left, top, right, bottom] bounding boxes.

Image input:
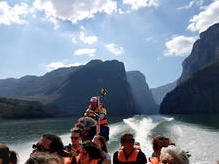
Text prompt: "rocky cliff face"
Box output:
[[0, 60, 136, 116], [49, 60, 136, 115], [160, 61, 219, 114], [126, 71, 158, 114], [160, 23, 219, 114], [178, 23, 219, 84], [151, 81, 176, 105]]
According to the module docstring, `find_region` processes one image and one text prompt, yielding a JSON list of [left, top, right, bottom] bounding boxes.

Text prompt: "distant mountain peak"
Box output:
[[86, 59, 103, 66], [126, 71, 158, 114], [200, 23, 219, 39]]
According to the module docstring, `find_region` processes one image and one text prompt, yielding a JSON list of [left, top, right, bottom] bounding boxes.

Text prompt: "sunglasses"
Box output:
[[71, 136, 79, 140], [121, 138, 135, 143], [32, 144, 51, 152]]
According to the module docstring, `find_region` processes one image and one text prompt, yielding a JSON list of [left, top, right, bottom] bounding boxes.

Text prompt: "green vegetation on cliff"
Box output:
[[0, 97, 54, 119], [160, 61, 219, 114]]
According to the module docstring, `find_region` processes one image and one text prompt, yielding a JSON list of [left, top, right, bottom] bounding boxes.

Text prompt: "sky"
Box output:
[[0, 0, 219, 88]]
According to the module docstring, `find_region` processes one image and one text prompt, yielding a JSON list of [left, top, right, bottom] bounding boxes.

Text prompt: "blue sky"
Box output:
[[0, 0, 218, 88]]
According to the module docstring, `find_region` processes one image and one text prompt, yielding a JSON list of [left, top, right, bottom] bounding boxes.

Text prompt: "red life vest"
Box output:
[[118, 147, 140, 162], [149, 157, 159, 164]]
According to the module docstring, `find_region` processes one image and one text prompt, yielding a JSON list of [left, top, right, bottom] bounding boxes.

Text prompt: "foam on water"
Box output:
[[170, 122, 219, 164], [107, 121, 131, 154], [110, 115, 219, 163], [2, 115, 219, 164], [9, 141, 35, 163], [60, 133, 71, 146], [123, 116, 156, 157], [122, 115, 175, 158]]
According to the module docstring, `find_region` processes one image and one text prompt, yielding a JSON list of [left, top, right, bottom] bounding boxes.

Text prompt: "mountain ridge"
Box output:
[[0, 60, 157, 117], [160, 23, 219, 114]]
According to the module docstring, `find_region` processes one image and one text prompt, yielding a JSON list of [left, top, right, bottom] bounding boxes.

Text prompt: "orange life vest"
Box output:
[[99, 119, 108, 126], [118, 147, 140, 162], [84, 106, 108, 126], [70, 144, 82, 156], [119, 145, 141, 151], [149, 157, 159, 164], [62, 157, 73, 164], [75, 156, 100, 164]]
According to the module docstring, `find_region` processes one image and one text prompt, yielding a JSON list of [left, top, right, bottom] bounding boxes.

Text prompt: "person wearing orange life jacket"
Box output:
[[148, 135, 171, 164], [113, 133, 147, 164], [84, 97, 108, 126], [64, 127, 82, 157], [83, 96, 109, 141], [71, 141, 105, 164], [63, 127, 83, 164]]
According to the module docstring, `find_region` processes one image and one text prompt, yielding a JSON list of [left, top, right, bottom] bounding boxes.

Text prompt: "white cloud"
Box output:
[[187, 1, 219, 32], [33, 0, 117, 23], [79, 32, 98, 45], [177, 0, 203, 10], [74, 48, 96, 57], [122, 0, 158, 10], [46, 62, 83, 71], [118, 8, 125, 14], [72, 37, 78, 44], [70, 27, 98, 45], [164, 35, 196, 57], [80, 26, 86, 31], [0, 1, 29, 25], [49, 17, 59, 29], [105, 43, 125, 55]]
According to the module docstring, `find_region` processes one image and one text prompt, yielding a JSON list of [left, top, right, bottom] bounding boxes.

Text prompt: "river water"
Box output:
[[0, 114, 219, 164]]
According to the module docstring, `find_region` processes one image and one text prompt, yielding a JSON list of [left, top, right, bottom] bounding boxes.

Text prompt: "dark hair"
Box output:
[[0, 143, 17, 164], [94, 135, 108, 153], [120, 132, 134, 143], [152, 135, 171, 152], [82, 141, 104, 160], [42, 133, 64, 156], [25, 152, 63, 164], [70, 127, 82, 136]]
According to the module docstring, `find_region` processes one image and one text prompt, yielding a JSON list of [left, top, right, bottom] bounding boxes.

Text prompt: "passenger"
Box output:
[[25, 152, 63, 164], [32, 133, 64, 156], [72, 141, 104, 164], [32, 133, 72, 164], [113, 133, 147, 164], [93, 135, 111, 164], [83, 96, 109, 140], [0, 143, 17, 164], [159, 145, 190, 164], [84, 97, 108, 127], [149, 135, 172, 164], [74, 117, 98, 142], [65, 127, 82, 156]]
